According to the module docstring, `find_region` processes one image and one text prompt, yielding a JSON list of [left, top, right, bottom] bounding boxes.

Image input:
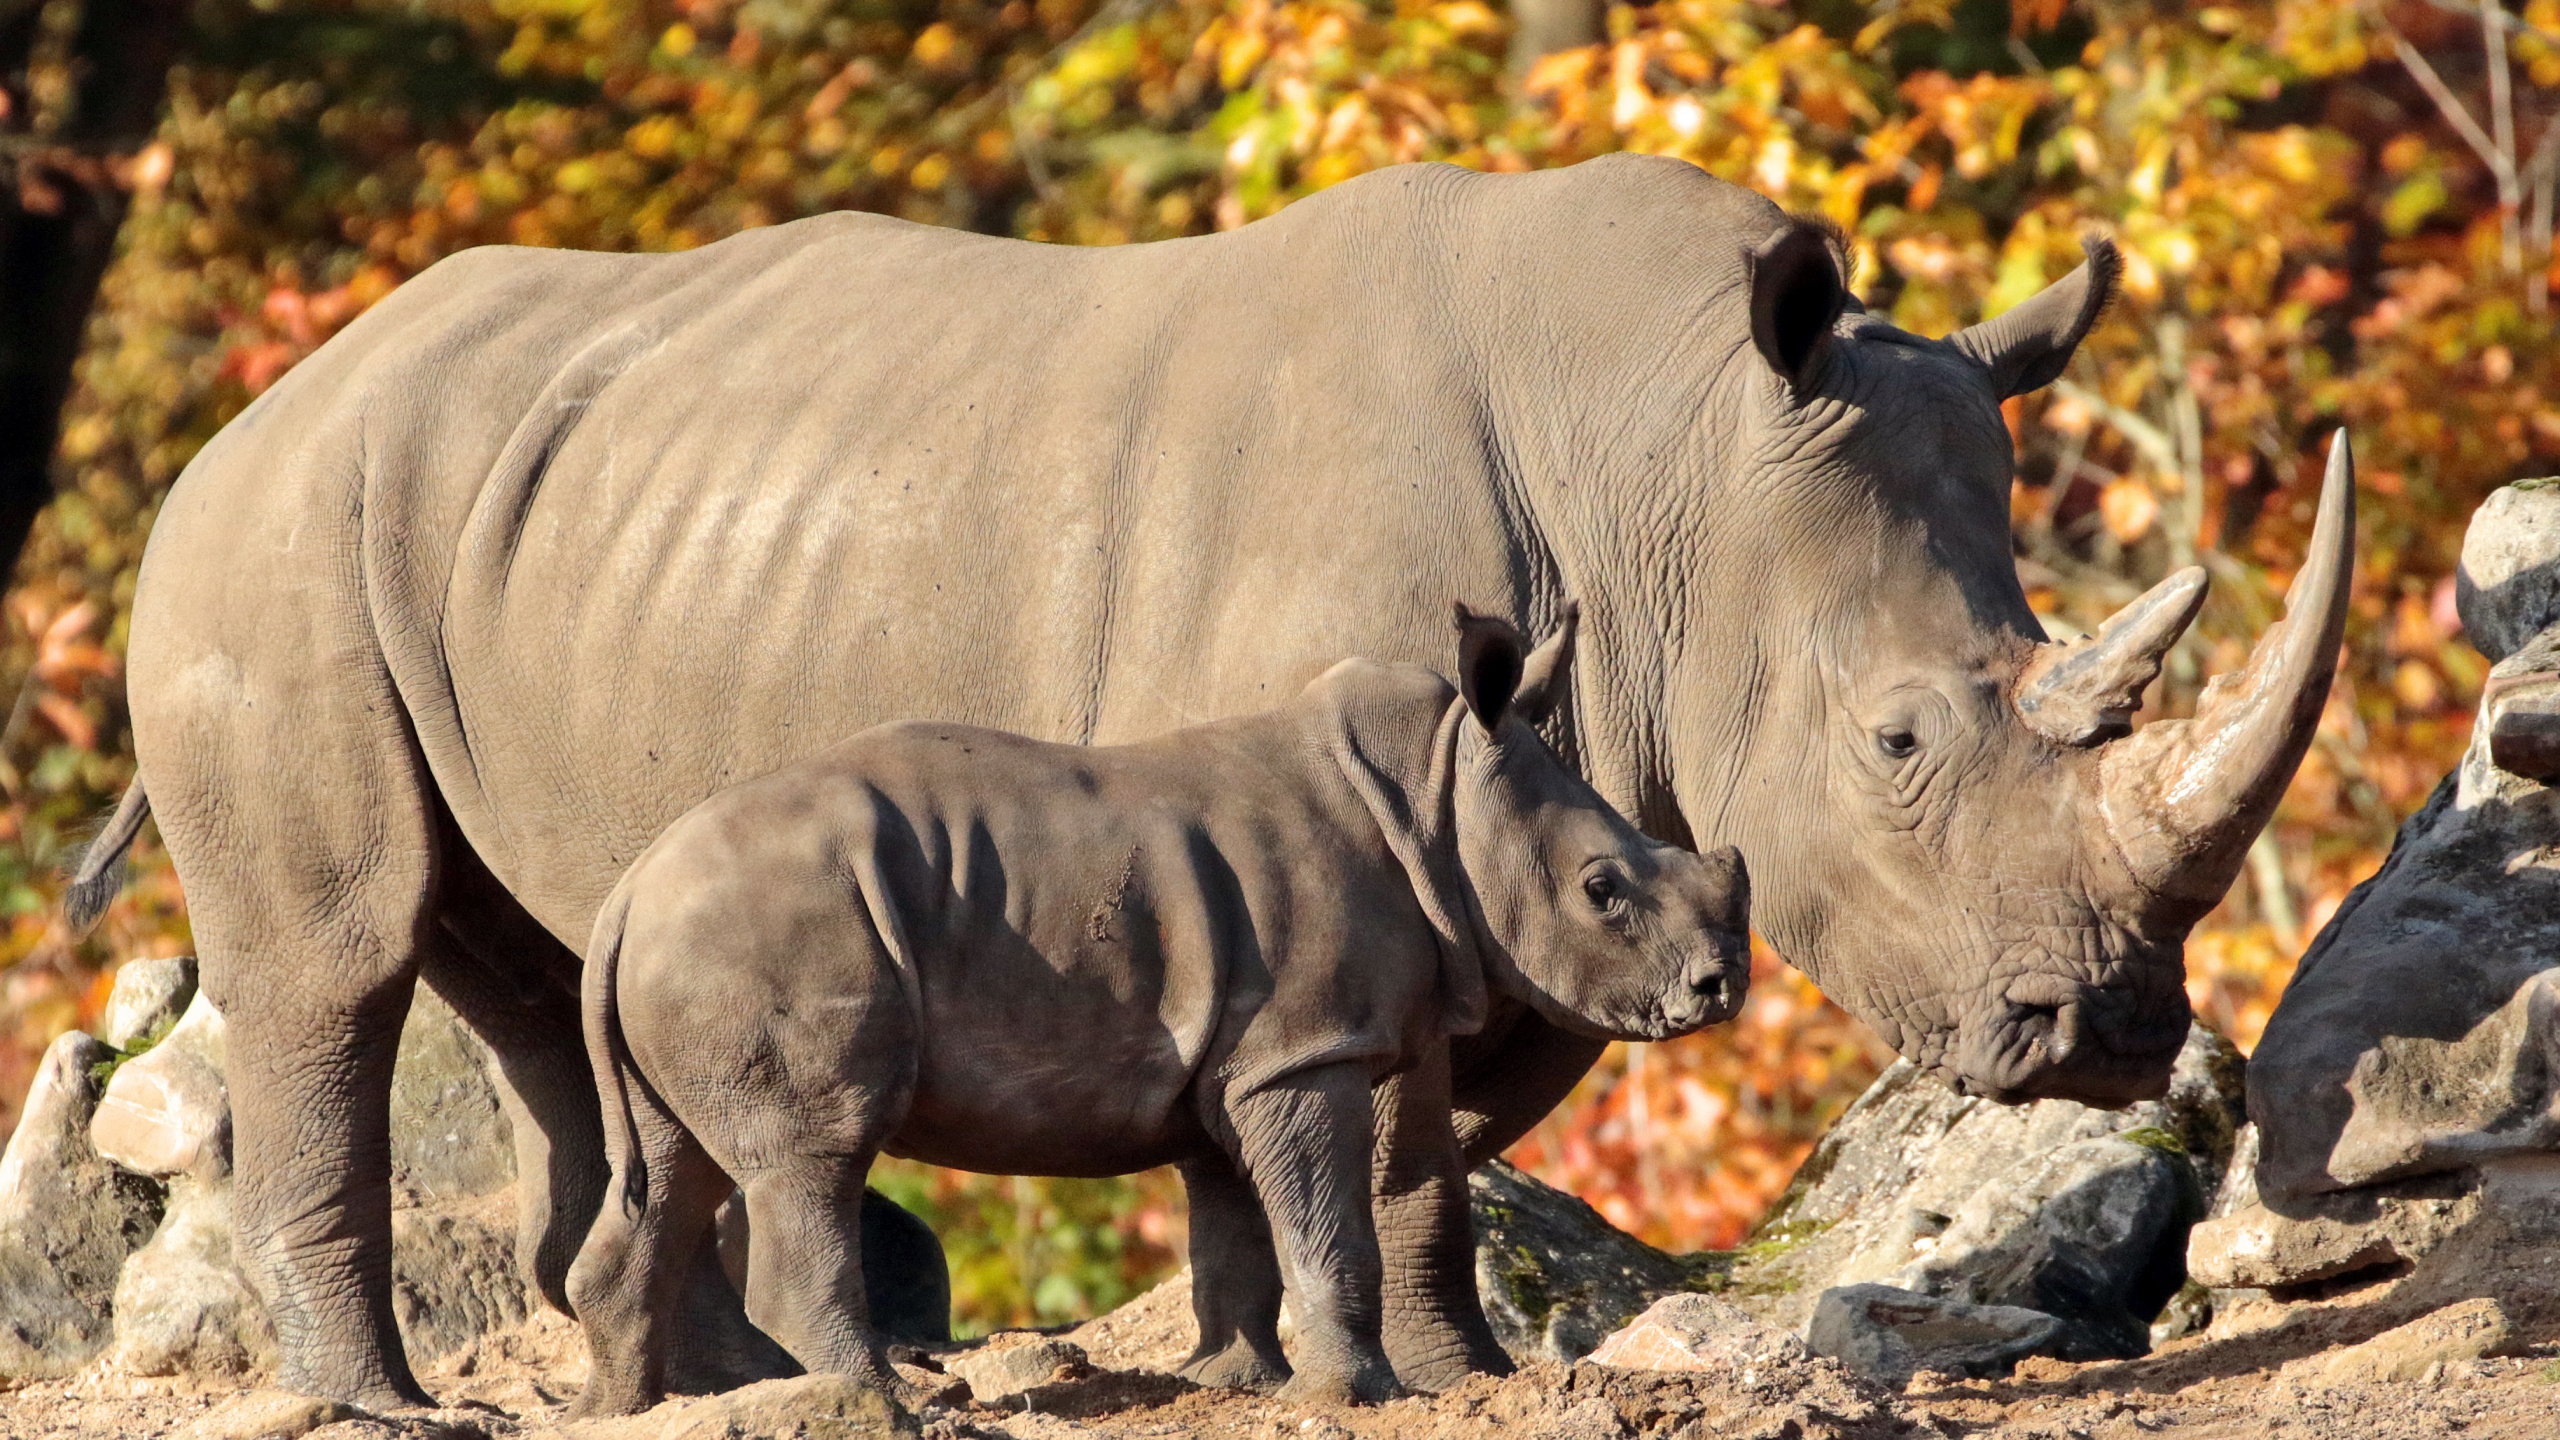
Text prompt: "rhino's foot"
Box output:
[[1387, 1346, 1511, 1395], [1275, 1356, 1404, 1407], [1177, 1338, 1290, 1393], [566, 1370, 660, 1420]]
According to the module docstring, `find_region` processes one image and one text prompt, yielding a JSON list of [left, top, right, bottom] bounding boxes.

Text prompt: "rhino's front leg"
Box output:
[[1228, 1064, 1404, 1406], [1372, 1042, 1512, 1391], [1175, 1154, 1291, 1391]]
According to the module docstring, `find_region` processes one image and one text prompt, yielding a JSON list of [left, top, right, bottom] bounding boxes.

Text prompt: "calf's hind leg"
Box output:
[[565, 1090, 735, 1417]]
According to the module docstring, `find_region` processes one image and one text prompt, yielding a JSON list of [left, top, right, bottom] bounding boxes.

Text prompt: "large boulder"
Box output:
[[1721, 1021, 2241, 1354], [2251, 480, 2560, 1203], [98, 956, 196, 1050], [0, 1030, 165, 1379], [1470, 1157, 1716, 1364]]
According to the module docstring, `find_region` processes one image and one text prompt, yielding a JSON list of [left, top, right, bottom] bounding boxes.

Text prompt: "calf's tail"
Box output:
[[584, 877, 649, 1216], [65, 783, 152, 934]]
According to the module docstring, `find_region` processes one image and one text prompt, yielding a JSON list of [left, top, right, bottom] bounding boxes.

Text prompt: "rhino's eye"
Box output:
[[1582, 871, 1622, 910], [1876, 726, 1918, 759]]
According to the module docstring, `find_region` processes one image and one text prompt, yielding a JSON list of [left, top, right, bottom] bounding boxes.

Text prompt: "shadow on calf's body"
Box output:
[[563, 605, 1750, 1415]]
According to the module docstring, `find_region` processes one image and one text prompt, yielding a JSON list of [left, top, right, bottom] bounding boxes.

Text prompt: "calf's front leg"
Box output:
[[1226, 1064, 1403, 1406], [1373, 1042, 1513, 1391]]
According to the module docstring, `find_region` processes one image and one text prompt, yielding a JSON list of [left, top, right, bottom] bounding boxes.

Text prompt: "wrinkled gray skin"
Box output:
[[91, 155, 2355, 1406], [566, 615, 1750, 1414]]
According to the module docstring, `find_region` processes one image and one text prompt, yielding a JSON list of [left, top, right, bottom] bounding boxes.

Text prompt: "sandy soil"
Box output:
[[6, 1284, 2560, 1439]]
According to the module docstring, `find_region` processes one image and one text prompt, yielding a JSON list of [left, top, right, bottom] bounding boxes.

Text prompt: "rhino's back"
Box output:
[[133, 155, 1771, 953]]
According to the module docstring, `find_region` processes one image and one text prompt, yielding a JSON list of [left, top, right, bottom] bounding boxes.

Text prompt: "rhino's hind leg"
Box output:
[[564, 1078, 738, 1417], [1175, 1154, 1290, 1392], [1373, 1043, 1512, 1391]]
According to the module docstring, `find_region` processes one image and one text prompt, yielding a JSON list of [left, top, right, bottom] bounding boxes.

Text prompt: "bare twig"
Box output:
[[2367, 3, 2515, 197], [2485, 0, 2521, 273]]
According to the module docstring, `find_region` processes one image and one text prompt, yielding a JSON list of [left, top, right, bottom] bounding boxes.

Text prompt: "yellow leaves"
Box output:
[[911, 154, 952, 190], [913, 23, 959, 68], [1433, 1, 1501, 37], [659, 23, 695, 58], [1219, 27, 1270, 88]]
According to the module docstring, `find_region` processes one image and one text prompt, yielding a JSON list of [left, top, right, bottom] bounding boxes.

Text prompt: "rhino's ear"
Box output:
[[1950, 235, 2120, 399], [1453, 603, 1526, 733], [1509, 601, 1580, 726], [1748, 220, 1848, 397]]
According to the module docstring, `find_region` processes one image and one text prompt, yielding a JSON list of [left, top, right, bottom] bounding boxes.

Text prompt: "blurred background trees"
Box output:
[[0, 0, 2541, 1332]]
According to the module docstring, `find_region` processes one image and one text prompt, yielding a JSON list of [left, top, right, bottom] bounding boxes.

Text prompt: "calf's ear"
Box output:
[[1509, 601, 1581, 726], [1749, 220, 1848, 397], [1453, 603, 1527, 732], [1950, 235, 2120, 399]]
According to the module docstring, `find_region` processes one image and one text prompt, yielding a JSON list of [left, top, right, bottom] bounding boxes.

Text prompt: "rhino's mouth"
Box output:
[[1951, 972, 2188, 1106]]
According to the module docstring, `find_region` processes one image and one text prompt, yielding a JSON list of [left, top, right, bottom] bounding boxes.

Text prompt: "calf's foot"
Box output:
[[1177, 1335, 1290, 1393], [1274, 1353, 1404, 1407]]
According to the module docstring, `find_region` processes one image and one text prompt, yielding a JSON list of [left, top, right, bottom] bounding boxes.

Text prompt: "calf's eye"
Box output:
[[1876, 726, 1917, 759], [1582, 872, 1621, 909]]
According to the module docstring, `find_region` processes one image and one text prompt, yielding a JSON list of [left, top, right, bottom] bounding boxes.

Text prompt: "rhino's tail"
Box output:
[[64, 783, 152, 935], [584, 875, 649, 1217]]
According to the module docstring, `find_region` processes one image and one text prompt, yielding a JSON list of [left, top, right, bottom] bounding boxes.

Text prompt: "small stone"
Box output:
[[174, 1390, 361, 1440], [1584, 1292, 1809, 1371], [946, 1334, 1091, 1406], [565, 1372, 919, 1439], [0, 1030, 165, 1380], [2315, 1298, 2519, 1386], [100, 956, 197, 1049], [91, 990, 230, 1178], [1805, 1282, 2063, 1387]]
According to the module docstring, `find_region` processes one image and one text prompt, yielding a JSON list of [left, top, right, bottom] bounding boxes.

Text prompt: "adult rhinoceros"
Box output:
[[75, 154, 2351, 1406]]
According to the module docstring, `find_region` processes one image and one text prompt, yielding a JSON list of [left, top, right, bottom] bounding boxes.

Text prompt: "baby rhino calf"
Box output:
[[566, 606, 1750, 1415]]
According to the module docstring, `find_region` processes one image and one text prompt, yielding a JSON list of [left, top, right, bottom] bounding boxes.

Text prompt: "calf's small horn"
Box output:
[[2096, 430, 2357, 923]]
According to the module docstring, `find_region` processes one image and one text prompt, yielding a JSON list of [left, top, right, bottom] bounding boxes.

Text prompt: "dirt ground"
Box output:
[[7, 1280, 2560, 1440]]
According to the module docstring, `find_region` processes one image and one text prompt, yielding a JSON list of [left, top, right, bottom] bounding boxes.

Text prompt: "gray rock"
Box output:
[[564, 1373, 919, 1439], [91, 988, 230, 1179], [389, 989, 514, 1205], [0, 1030, 165, 1379], [2457, 479, 2560, 661], [945, 1335, 1090, 1406], [1805, 1282, 2062, 1386], [101, 956, 196, 1050], [390, 1194, 530, 1365], [111, 1172, 274, 1377], [1470, 1157, 1712, 1364], [1583, 1292, 1808, 1371], [2249, 684, 2560, 1202], [1891, 1133, 2200, 1359], [1726, 1022, 2240, 1345], [2187, 1153, 2560, 1317]]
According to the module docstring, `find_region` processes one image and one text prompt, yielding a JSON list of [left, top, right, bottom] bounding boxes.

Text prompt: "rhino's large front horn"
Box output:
[[2079, 431, 2358, 924]]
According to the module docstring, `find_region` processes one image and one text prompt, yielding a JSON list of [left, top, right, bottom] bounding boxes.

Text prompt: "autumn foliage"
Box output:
[[1, 0, 2550, 1331]]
